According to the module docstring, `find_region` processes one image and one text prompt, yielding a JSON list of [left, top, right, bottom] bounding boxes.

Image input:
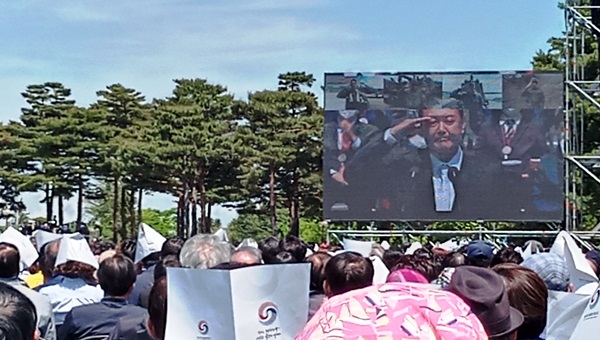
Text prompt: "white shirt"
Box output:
[[38, 276, 104, 325]]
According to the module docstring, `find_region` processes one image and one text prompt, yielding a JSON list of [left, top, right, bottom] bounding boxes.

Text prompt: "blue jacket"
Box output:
[[58, 297, 148, 340], [127, 265, 156, 308]]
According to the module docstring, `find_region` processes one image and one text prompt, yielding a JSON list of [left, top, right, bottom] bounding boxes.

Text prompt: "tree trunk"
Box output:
[[112, 177, 119, 242], [269, 161, 277, 235], [199, 165, 209, 234], [57, 195, 64, 227], [76, 176, 83, 230], [183, 180, 190, 238], [289, 168, 300, 237], [137, 188, 143, 228], [177, 191, 185, 238], [191, 181, 198, 236], [129, 188, 136, 237], [120, 185, 127, 240], [207, 202, 212, 231], [45, 184, 53, 222]]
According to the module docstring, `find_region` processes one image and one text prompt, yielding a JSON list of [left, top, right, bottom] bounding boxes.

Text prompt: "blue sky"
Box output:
[[0, 1, 564, 226]]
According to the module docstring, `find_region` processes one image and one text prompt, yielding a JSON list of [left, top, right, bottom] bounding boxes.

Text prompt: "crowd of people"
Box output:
[[0, 225, 598, 339]]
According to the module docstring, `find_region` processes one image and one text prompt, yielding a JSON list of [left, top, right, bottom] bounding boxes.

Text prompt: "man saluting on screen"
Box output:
[[384, 100, 502, 219]]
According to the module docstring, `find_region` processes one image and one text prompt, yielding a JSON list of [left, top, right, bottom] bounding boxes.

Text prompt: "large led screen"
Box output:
[[323, 71, 564, 221]]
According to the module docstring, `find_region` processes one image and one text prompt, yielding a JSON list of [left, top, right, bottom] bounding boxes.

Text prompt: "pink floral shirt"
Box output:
[[295, 282, 488, 339]]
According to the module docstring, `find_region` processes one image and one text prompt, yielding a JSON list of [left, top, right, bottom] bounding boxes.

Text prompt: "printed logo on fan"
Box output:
[[258, 302, 278, 326], [197, 320, 209, 335]]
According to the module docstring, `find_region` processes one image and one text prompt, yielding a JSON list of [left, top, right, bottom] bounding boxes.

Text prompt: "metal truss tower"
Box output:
[[564, 0, 600, 231]]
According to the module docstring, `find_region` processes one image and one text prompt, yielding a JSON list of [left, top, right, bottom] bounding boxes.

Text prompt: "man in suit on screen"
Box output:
[[379, 100, 504, 220], [323, 109, 382, 217]]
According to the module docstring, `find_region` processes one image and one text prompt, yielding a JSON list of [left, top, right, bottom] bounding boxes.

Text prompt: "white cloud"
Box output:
[[52, 4, 120, 23]]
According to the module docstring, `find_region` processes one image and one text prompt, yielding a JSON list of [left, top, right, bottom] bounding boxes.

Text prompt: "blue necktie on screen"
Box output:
[[433, 164, 456, 212], [503, 119, 516, 140]]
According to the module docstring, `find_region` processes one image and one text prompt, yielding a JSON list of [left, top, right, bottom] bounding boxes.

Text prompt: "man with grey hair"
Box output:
[[179, 234, 232, 269], [231, 246, 262, 265]]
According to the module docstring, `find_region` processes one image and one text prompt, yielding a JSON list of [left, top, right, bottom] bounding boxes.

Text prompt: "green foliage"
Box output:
[[3, 72, 325, 240], [141, 208, 177, 237], [235, 72, 322, 236], [227, 211, 326, 245]]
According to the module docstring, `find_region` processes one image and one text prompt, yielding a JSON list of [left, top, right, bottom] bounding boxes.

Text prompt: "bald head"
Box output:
[[231, 247, 262, 265]]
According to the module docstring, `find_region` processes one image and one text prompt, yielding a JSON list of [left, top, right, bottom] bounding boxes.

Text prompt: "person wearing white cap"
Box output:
[[0, 242, 56, 340], [37, 234, 103, 328], [127, 224, 168, 309]]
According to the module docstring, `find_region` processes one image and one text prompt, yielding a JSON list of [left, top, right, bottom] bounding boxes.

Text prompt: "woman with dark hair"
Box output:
[[38, 235, 103, 329], [38, 260, 103, 327], [148, 277, 167, 340], [492, 263, 548, 340], [491, 246, 523, 267], [389, 255, 438, 282]]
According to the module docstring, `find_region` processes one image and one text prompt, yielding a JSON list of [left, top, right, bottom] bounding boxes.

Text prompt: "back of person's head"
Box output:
[[55, 260, 98, 286], [521, 252, 570, 291], [279, 235, 307, 263], [272, 251, 295, 264], [179, 234, 232, 269], [413, 247, 432, 260], [0, 243, 20, 279], [382, 246, 403, 270], [210, 262, 254, 270], [443, 252, 466, 268], [99, 250, 117, 264], [39, 239, 60, 280], [117, 239, 136, 262], [161, 237, 184, 258], [148, 277, 167, 340], [305, 252, 331, 292], [492, 263, 548, 340], [391, 254, 437, 282], [447, 266, 524, 339], [97, 254, 137, 297], [370, 244, 385, 259], [154, 255, 181, 282], [491, 247, 523, 267], [466, 240, 494, 268], [0, 282, 38, 340], [141, 252, 162, 268], [258, 236, 280, 264], [231, 246, 262, 265], [324, 251, 374, 297]]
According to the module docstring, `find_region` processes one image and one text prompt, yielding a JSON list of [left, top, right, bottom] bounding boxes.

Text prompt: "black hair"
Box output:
[[382, 247, 404, 270], [279, 235, 307, 263], [161, 237, 185, 258], [491, 247, 524, 267], [273, 251, 295, 264], [97, 254, 137, 297], [305, 252, 331, 292], [154, 255, 181, 282], [0, 243, 20, 278], [443, 252, 467, 268], [258, 236, 281, 264], [0, 282, 37, 340], [148, 277, 167, 340], [117, 239, 136, 262], [325, 251, 374, 297], [40, 239, 60, 279]]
